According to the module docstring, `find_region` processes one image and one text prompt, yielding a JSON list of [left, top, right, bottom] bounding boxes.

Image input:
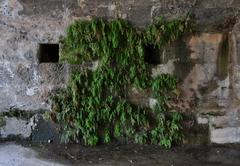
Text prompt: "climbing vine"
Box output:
[[49, 14, 192, 148]]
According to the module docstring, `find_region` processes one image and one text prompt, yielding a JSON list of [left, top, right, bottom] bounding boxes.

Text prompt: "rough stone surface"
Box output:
[[31, 115, 60, 143], [0, 0, 240, 143]]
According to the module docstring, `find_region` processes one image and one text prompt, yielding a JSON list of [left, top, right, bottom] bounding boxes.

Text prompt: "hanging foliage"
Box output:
[[49, 14, 193, 148]]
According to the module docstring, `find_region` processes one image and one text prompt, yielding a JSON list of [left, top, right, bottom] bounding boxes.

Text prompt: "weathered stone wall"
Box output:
[[1, 0, 240, 144]]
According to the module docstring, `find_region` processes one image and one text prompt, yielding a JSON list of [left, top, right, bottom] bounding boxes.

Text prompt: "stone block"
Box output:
[[211, 127, 240, 143], [197, 116, 209, 125], [0, 117, 31, 138]]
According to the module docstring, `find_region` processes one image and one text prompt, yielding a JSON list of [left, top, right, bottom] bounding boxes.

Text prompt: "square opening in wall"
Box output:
[[144, 44, 161, 65], [38, 44, 59, 63]]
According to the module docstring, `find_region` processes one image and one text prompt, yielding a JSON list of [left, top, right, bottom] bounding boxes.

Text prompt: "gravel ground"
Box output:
[[1, 142, 240, 166]]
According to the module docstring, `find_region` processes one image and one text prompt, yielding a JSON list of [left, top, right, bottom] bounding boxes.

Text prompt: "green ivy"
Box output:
[[50, 14, 192, 148]]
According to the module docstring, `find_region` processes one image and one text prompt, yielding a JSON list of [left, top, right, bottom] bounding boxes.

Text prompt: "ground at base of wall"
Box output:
[[1, 141, 240, 166]]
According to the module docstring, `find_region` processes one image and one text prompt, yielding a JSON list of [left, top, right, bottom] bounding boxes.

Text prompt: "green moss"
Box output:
[[217, 33, 229, 81], [201, 111, 226, 117], [0, 108, 45, 121], [50, 14, 193, 148], [0, 116, 6, 127], [1, 108, 34, 120]]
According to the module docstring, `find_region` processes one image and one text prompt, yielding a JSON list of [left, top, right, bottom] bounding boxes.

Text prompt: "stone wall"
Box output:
[[1, 0, 240, 144]]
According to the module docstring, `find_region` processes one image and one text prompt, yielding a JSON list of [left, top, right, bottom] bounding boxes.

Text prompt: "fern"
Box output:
[[49, 15, 193, 148]]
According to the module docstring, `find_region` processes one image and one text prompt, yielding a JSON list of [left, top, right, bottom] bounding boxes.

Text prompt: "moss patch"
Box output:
[[217, 33, 229, 81], [0, 116, 6, 127]]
